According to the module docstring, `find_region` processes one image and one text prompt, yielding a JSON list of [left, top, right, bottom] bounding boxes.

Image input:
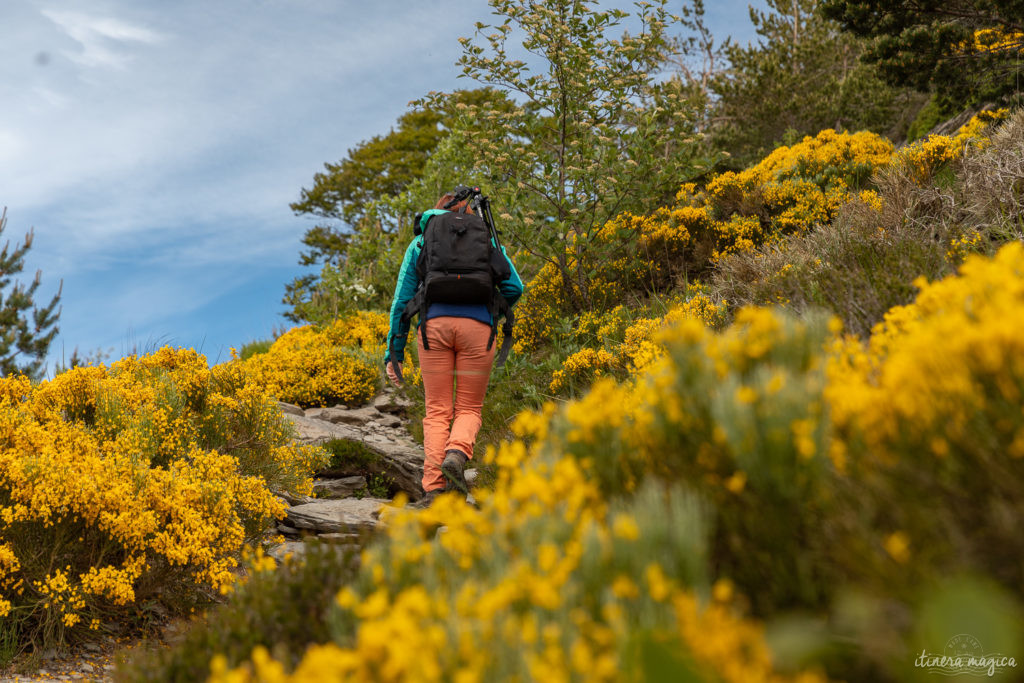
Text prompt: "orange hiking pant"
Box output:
[[417, 316, 495, 492]]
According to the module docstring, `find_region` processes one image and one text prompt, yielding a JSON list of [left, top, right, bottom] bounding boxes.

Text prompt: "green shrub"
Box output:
[[237, 339, 273, 361], [319, 438, 381, 474], [365, 474, 393, 498], [526, 308, 841, 615], [905, 97, 946, 142], [712, 194, 954, 337], [114, 542, 357, 683]]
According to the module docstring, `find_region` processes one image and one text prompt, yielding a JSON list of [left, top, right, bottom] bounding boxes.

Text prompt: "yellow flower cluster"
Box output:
[[968, 28, 1024, 55], [511, 261, 568, 354], [701, 129, 894, 258], [243, 311, 387, 408], [0, 348, 326, 644], [620, 293, 725, 373], [946, 231, 984, 263], [549, 347, 616, 393], [319, 310, 391, 349], [575, 305, 631, 344], [549, 292, 726, 394], [827, 241, 1024, 464], [890, 109, 1007, 183]]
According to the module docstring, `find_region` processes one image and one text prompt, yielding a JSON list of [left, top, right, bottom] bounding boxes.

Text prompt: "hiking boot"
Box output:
[[441, 449, 470, 495], [410, 488, 443, 509]]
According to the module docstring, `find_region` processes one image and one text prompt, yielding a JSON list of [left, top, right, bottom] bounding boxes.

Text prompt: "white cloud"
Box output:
[[41, 9, 164, 69], [0, 128, 28, 165], [30, 85, 70, 109]]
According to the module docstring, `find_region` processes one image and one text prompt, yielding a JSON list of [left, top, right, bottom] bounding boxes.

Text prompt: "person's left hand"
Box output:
[[386, 360, 403, 387]]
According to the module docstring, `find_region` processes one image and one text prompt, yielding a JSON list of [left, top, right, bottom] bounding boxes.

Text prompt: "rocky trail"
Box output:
[[267, 390, 476, 560]]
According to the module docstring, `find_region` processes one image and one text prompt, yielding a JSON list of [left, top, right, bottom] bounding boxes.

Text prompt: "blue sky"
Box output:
[[1, 1, 765, 372]]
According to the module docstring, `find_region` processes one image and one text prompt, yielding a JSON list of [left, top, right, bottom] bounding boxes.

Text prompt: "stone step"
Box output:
[[283, 497, 388, 535]]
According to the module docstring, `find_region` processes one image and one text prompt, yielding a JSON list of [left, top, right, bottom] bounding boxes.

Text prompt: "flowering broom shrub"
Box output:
[[0, 348, 327, 656], [209, 451, 829, 683], [826, 242, 1024, 589], [714, 110, 1014, 336], [536, 307, 842, 615], [720, 109, 1015, 339], [888, 108, 1006, 184], [243, 311, 388, 408], [513, 205, 718, 354], [703, 109, 1004, 260], [698, 129, 893, 258], [549, 290, 726, 395]]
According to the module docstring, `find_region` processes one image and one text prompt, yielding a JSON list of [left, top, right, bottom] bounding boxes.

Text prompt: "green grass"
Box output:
[[114, 542, 357, 683], [0, 619, 21, 669], [237, 339, 273, 361], [319, 438, 381, 474]]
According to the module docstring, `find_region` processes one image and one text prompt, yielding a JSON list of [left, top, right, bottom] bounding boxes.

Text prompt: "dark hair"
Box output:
[[433, 192, 474, 214]]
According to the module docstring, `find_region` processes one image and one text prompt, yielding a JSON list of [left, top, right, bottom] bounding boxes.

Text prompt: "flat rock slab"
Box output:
[[277, 401, 305, 417], [285, 497, 390, 535], [267, 540, 308, 564], [286, 413, 364, 443], [374, 391, 413, 415], [305, 405, 381, 426], [284, 413, 424, 499], [313, 475, 367, 498]]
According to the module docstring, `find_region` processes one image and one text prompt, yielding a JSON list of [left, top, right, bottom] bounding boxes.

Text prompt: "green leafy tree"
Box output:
[[285, 90, 504, 323], [0, 208, 61, 378], [822, 0, 1024, 110], [711, 0, 915, 165], [452, 0, 714, 312]]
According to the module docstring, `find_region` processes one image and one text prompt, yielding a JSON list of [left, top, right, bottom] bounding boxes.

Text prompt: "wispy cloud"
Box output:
[[41, 9, 164, 69], [30, 85, 70, 109]]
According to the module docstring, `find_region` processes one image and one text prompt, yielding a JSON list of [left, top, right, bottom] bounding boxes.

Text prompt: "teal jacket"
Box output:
[[385, 209, 524, 363]]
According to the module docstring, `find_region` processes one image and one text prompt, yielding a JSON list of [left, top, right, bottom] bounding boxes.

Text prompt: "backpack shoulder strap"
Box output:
[[492, 293, 514, 369]]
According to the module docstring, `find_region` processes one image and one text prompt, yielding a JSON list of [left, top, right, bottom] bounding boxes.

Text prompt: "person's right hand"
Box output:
[[386, 360, 403, 387]]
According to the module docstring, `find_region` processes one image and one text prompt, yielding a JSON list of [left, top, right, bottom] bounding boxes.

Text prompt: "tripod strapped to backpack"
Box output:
[[444, 185, 499, 242], [390, 185, 516, 382]]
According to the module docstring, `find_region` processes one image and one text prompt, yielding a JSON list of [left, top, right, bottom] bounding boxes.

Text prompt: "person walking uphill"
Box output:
[[384, 185, 523, 507]]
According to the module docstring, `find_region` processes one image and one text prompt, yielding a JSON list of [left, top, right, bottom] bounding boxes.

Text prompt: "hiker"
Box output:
[[384, 186, 523, 507]]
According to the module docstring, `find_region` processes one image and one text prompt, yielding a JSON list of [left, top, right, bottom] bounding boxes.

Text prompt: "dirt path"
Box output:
[[0, 644, 117, 682], [0, 631, 172, 683]]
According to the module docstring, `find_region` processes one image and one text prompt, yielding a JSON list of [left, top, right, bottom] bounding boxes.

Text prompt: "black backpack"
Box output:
[[417, 208, 506, 307], [398, 198, 514, 369]]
